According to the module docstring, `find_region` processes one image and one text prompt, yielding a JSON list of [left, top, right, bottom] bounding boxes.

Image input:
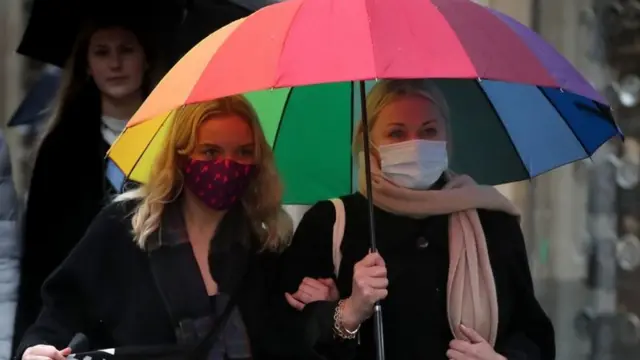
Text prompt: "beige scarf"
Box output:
[[357, 154, 519, 346]]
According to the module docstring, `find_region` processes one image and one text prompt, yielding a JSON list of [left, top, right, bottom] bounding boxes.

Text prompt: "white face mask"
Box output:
[[378, 139, 448, 190]]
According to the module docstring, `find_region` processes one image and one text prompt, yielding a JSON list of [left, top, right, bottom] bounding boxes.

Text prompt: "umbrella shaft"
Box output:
[[373, 305, 386, 360], [358, 80, 386, 360], [358, 81, 379, 252]]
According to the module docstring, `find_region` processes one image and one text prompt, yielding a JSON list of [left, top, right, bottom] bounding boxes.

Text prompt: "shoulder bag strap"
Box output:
[[329, 198, 346, 278], [187, 266, 251, 360]]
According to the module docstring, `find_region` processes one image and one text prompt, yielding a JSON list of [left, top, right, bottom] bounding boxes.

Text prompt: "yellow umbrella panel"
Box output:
[[106, 111, 174, 190]]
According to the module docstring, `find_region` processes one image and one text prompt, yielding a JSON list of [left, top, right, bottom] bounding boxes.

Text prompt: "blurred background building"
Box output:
[[2, 0, 640, 359]]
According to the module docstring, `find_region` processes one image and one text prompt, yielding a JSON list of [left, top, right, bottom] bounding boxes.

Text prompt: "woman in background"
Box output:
[[13, 16, 157, 350]]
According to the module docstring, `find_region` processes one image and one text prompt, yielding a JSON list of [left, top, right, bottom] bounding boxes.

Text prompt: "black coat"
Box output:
[[278, 193, 556, 360], [16, 200, 307, 360], [13, 92, 111, 351]]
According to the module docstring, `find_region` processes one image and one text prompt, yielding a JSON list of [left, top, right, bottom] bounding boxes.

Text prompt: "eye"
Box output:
[[202, 147, 220, 159], [238, 146, 255, 159], [420, 127, 438, 138], [119, 45, 136, 54], [92, 48, 109, 57], [387, 128, 405, 139]]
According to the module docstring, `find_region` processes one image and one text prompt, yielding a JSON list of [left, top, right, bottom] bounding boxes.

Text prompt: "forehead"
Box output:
[[197, 114, 253, 143], [90, 27, 138, 45], [377, 96, 443, 126]]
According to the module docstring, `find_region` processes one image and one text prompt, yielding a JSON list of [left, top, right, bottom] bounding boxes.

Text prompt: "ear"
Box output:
[[176, 153, 191, 170]]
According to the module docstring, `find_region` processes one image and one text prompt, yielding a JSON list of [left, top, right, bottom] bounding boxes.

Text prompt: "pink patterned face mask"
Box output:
[[183, 158, 257, 210]]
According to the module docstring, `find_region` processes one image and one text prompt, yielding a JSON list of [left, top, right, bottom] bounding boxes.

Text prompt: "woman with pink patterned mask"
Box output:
[[17, 97, 299, 360]]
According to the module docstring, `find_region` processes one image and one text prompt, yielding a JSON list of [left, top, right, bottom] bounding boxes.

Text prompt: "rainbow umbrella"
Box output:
[[106, 1, 621, 356], [107, 0, 621, 206]]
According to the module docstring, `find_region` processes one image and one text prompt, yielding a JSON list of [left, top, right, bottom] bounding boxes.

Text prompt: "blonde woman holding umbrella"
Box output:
[[279, 79, 555, 360]]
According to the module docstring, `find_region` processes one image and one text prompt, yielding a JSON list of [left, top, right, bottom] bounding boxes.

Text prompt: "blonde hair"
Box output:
[[352, 79, 451, 155], [117, 96, 293, 251]]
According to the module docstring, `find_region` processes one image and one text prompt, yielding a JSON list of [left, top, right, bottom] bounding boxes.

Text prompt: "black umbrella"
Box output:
[[7, 65, 61, 127], [17, 0, 186, 67], [164, 0, 253, 67], [17, 0, 256, 68]]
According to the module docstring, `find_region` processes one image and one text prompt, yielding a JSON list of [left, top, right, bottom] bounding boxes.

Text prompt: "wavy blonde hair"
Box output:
[[117, 96, 293, 251], [352, 79, 452, 156]]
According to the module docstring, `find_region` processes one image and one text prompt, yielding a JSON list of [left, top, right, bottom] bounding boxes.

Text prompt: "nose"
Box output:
[[108, 52, 123, 69]]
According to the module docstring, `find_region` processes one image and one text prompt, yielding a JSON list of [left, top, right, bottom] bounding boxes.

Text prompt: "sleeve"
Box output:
[[17, 135, 98, 321], [276, 200, 357, 360], [15, 202, 129, 359], [495, 214, 556, 360], [12, 138, 70, 349]]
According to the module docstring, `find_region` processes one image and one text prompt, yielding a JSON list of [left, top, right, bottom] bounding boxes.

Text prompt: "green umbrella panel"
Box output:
[[245, 79, 525, 205]]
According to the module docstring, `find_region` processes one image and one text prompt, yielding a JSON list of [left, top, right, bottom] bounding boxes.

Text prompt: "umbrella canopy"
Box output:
[[163, 0, 253, 68], [17, 0, 184, 67], [107, 0, 621, 205], [17, 0, 254, 67]]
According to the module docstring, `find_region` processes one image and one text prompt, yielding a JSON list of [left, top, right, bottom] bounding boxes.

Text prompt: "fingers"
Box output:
[[459, 324, 486, 344], [363, 265, 387, 278], [354, 253, 388, 304], [357, 252, 385, 268], [353, 266, 387, 284], [23, 344, 68, 360], [355, 282, 388, 303], [355, 254, 387, 281], [60, 348, 72, 356], [445, 348, 466, 360], [301, 277, 328, 291], [285, 292, 305, 311], [367, 277, 389, 289], [449, 339, 473, 353], [317, 278, 341, 301], [356, 275, 388, 289], [298, 278, 332, 302], [317, 278, 336, 287]]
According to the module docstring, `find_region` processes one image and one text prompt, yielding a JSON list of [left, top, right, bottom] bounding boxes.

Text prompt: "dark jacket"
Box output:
[[16, 200, 306, 360], [12, 91, 110, 350], [278, 193, 556, 360]]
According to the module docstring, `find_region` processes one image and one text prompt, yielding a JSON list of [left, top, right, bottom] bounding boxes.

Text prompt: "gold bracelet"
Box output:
[[333, 299, 360, 339]]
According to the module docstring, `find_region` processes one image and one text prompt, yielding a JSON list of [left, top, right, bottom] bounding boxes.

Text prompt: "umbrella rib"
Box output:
[[536, 86, 592, 159], [273, 1, 306, 87], [350, 81, 355, 193], [127, 110, 175, 182], [271, 88, 295, 152], [473, 80, 531, 179]]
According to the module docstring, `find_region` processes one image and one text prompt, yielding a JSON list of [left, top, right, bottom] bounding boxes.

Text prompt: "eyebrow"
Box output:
[[198, 142, 255, 147], [387, 119, 437, 127]]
